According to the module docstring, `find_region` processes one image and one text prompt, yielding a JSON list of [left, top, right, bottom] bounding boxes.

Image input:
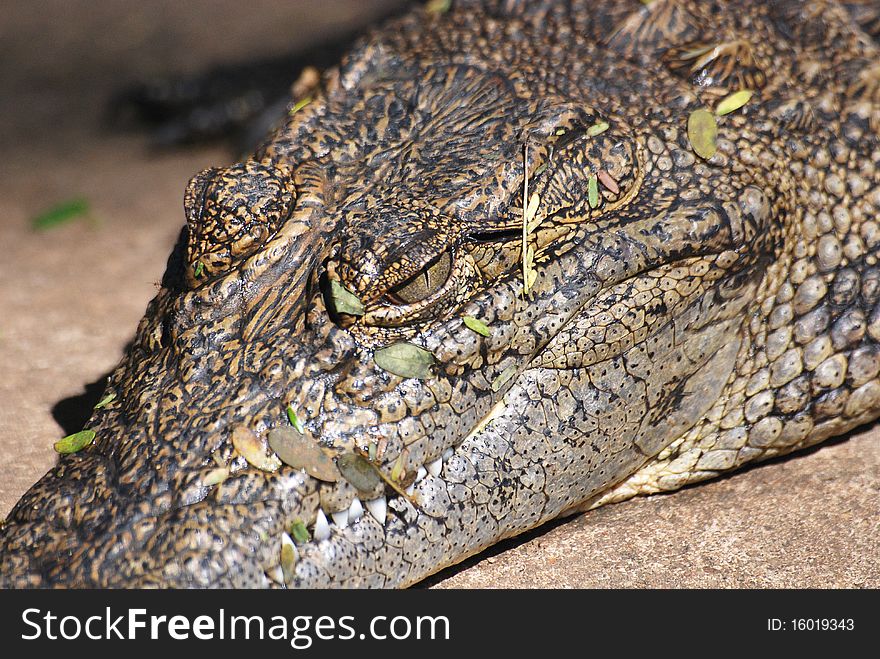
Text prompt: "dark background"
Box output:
[[0, 1, 877, 587]]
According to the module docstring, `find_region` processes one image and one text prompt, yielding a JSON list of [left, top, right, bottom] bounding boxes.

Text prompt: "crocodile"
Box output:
[[2, 0, 880, 588]]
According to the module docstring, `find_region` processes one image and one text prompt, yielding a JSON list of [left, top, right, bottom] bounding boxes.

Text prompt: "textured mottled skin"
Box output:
[[2, 0, 880, 588]]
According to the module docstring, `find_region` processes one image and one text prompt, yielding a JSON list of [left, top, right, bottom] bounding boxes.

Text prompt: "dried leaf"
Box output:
[[336, 453, 382, 492], [524, 193, 540, 225], [390, 450, 407, 483], [526, 269, 538, 288], [716, 89, 753, 116], [463, 316, 491, 337], [267, 426, 339, 482], [374, 342, 435, 379], [687, 108, 718, 160], [54, 429, 95, 454], [328, 280, 365, 316], [597, 170, 620, 195], [231, 426, 281, 472], [203, 467, 229, 486]]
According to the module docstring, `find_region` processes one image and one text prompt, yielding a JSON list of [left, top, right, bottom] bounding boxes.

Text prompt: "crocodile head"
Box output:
[[3, 0, 875, 587]]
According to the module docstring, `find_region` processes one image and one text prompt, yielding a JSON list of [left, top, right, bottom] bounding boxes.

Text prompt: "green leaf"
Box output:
[[491, 365, 517, 393], [286, 404, 305, 433], [93, 392, 116, 409], [336, 453, 382, 493], [54, 429, 96, 454], [374, 342, 435, 379], [588, 174, 600, 209], [687, 108, 718, 160], [426, 0, 452, 13], [194, 261, 205, 278], [716, 89, 753, 116], [290, 96, 312, 115], [31, 198, 89, 231], [328, 280, 365, 316], [289, 519, 310, 544], [586, 121, 609, 137], [463, 316, 491, 337]]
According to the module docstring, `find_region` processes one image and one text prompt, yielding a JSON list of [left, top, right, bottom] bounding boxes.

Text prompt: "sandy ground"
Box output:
[[1, 1, 877, 588]]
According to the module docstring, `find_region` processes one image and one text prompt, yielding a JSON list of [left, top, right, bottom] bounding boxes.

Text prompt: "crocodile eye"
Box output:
[[387, 252, 452, 305]]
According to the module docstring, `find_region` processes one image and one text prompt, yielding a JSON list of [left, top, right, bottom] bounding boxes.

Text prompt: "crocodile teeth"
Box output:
[[442, 447, 454, 462], [313, 509, 331, 541], [415, 466, 428, 483], [405, 482, 415, 496], [266, 565, 285, 585], [349, 497, 364, 522], [365, 497, 387, 525], [426, 457, 443, 477], [331, 509, 349, 529]]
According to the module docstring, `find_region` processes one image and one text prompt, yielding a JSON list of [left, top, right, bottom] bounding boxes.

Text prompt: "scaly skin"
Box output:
[[2, 0, 880, 588]]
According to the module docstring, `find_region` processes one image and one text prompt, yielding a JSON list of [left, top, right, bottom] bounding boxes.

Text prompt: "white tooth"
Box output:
[[405, 483, 415, 496], [331, 509, 349, 529], [426, 457, 443, 477], [365, 497, 387, 525], [281, 532, 294, 550], [313, 509, 331, 541], [442, 447, 454, 462], [415, 467, 428, 483], [349, 497, 364, 522], [266, 566, 285, 585]]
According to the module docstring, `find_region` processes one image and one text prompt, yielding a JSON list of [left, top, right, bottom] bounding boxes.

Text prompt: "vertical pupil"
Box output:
[[392, 252, 452, 304]]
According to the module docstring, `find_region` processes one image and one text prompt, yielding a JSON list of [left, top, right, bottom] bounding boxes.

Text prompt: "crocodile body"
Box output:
[[2, 0, 880, 588]]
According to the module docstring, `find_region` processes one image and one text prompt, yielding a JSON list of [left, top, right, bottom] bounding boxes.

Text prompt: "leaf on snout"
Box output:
[[463, 316, 492, 337], [267, 426, 340, 482], [54, 429, 96, 454], [328, 280, 365, 316], [716, 89, 753, 116], [289, 519, 311, 544], [687, 108, 718, 160], [426, 0, 452, 13], [588, 174, 600, 209], [336, 453, 382, 493], [286, 404, 305, 433], [491, 365, 517, 392], [231, 426, 281, 472], [93, 392, 116, 409], [374, 342, 436, 379], [587, 121, 610, 137]]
